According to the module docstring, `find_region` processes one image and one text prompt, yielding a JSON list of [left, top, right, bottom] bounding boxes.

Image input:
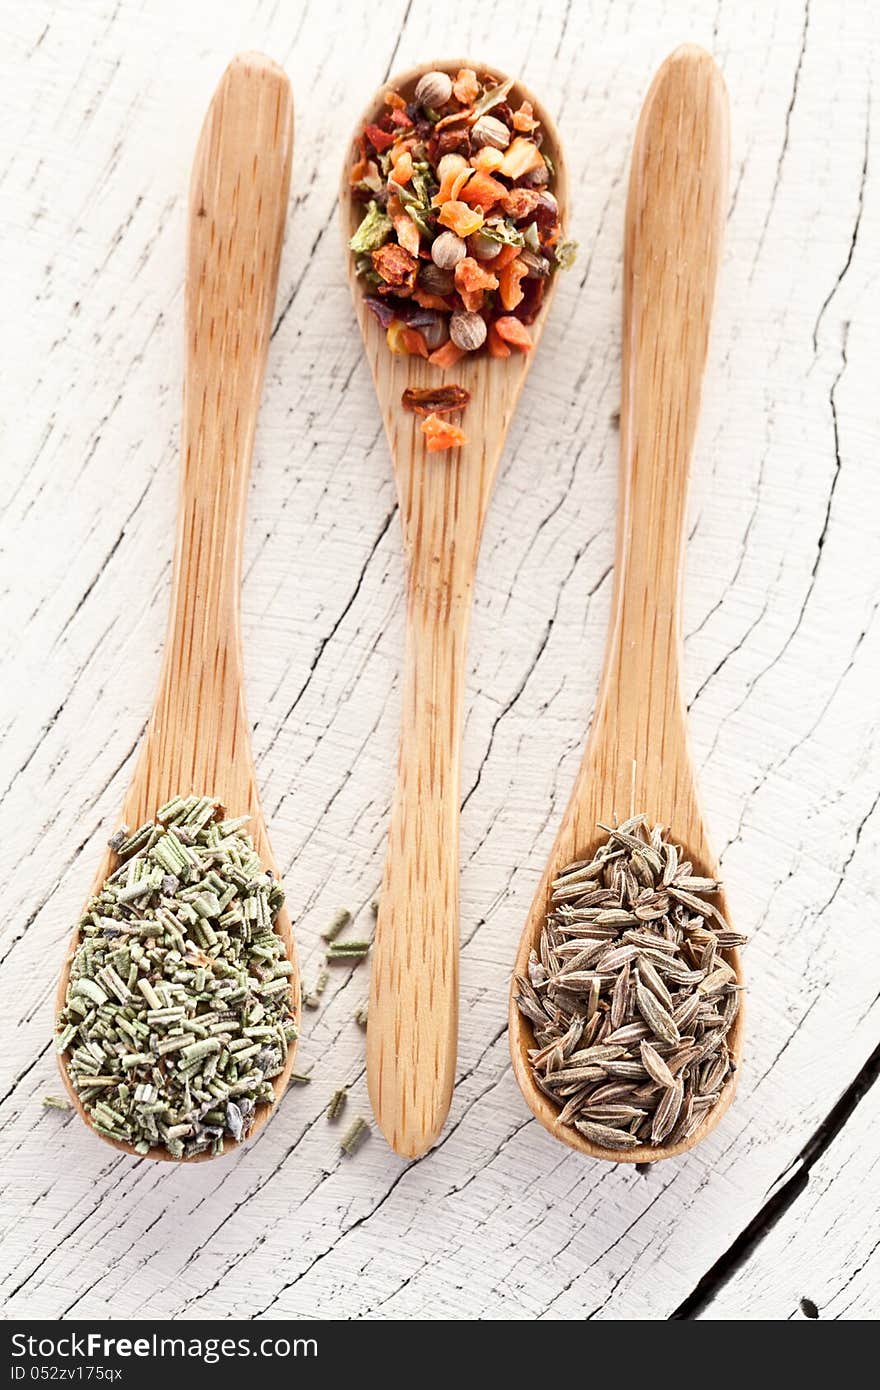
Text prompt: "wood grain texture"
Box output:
[[511, 46, 742, 1163], [341, 61, 568, 1156], [1, 0, 878, 1323], [55, 52, 299, 1160]]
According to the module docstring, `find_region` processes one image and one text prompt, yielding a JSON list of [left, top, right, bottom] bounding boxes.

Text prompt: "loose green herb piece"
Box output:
[[42, 1095, 73, 1111], [321, 908, 352, 943], [326, 941, 371, 962], [327, 1088, 348, 1121], [289, 1073, 312, 1085], [340, 1115, 370, 1155], [514, 816, 746, 1151], [354, 1002, 368, 1028], [303, 967, 330, 1010], [56, 796, 297, 1159], [370, 899, 380, 916]]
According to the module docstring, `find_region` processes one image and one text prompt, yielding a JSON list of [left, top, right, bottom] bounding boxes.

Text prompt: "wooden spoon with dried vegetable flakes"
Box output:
[[510, 47, 746, 1163], [341, 60, 570, 1157]]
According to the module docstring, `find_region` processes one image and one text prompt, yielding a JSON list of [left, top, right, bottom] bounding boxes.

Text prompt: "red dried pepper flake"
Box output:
[[390, 108, 414, 128], [372, 243, 419, 297], [364, 123, 396, 152], [401, 385, 471, 416]]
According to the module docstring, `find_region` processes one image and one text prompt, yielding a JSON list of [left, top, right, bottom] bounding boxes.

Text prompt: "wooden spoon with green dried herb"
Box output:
[[55, 54, 300, 1161], [510, 47, 745, 1163]]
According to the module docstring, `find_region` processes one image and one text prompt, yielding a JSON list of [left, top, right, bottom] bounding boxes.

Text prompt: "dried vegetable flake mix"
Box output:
[[349, 67, 576, 449]]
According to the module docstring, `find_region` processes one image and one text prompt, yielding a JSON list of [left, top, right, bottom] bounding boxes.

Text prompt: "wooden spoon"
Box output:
[[341, 61, 568, 1157], [510, 46, 743, 1162], [56, 53, 298, 1160]]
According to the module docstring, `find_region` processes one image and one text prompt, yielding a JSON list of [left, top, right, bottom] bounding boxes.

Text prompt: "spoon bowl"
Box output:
[[509, 46, 744, 1162], [341, 60, 568, 1157], [56, 54, 299, 1160]]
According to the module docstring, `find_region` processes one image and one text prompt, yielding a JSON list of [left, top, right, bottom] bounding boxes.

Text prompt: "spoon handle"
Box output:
[[596, 46, 728, 799], [147, 54, 293, 798], [368, 533, 474, 1157]]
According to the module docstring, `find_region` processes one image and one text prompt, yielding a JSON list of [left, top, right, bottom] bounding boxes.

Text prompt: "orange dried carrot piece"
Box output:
[[455, 256, 498, 296], [431, 156, 470, 206], [453, 68, 479, 104], [498, 257, 528, 310], [391, 149, 414, 185], [492, 243, 521, 271], [384, 89, 407, 110], [499, 137, 545, 180], [437, 201, 484, 237], [428, 340, 466, 369], [421, 413, 468, 452], [487, 321, 511, 358], [401, 327, 429, 358], [512, 100, 538, 132], [455, 254, 498, 310], [471, 146, 505, 173], [413, 288, 452, 311], [459, 171, 506, 212], [494, 315, 534, 351]]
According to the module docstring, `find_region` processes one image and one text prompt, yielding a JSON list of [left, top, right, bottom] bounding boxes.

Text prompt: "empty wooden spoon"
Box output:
[[56, 53, 299, 1159], [510, 46, 743, 1162], [341, 61, 569, 1157]]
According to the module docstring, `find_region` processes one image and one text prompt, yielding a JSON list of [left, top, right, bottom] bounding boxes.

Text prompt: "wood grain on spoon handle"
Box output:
[[141, 53, 294, 814], [344, 61, 569, 1158], [368, 433, 488, 1159], [600, 46, 729, 805]]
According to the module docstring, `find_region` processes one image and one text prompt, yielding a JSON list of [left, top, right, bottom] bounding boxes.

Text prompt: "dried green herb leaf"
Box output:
[[349, 200, 392, 255]]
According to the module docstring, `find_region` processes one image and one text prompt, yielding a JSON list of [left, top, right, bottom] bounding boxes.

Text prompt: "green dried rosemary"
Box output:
[[56, 795, 297, 1159]]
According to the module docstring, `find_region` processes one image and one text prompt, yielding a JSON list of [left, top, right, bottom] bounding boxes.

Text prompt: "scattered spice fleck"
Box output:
[[289, 1072, 312, 1086], [800, 1297, 819, 1319], [354, 1002, 369, 1028], [42, 1095, 73, 1111], [340, 1115, 371, 1156], [327, 1088, 348, 1121], [326, 940, 371, 962], [322, 908, 352, 943]]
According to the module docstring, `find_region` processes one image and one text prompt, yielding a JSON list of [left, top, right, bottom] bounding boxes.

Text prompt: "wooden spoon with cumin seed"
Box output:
[[510, 46, 745, 1163]]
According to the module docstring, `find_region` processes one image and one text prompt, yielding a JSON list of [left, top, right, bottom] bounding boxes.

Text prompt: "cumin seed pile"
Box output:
[[56, 795, 297, 1159], [515, 817, 746, 1151]]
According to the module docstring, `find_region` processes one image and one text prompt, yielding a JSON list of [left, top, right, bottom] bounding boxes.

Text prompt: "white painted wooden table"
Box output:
[[2, 0, 877, 1322]]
